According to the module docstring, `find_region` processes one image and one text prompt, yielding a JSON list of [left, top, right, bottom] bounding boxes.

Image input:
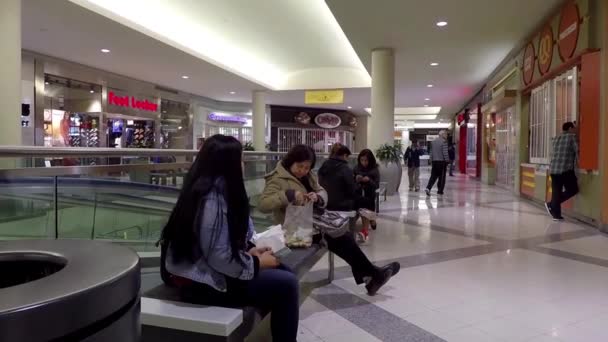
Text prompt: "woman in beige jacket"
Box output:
[[258, 145, 400, 296]]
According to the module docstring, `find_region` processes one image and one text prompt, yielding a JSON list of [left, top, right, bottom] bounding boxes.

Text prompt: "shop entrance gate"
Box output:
[[278, 128, 353, 153], [495, 106, 517, 189]]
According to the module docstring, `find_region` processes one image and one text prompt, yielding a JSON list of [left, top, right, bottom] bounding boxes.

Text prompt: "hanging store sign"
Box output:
[[522, 43, 536, 85], [305, 89, 344, 104], [208, 113, 247, 124], [108, 91, 158, 112], [558, 2, 580, 61], [538, 25, 554, 75], [314, 113, 342, 129]]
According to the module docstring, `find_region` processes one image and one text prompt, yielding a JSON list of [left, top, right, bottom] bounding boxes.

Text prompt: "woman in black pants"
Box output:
[[259, 145, 400, 295], [160, 135, 298, 341]]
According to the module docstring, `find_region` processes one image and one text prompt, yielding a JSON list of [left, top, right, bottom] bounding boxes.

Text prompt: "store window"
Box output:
[[44, 75, 102, 148], [529, 67, 578, 164], [160, 99, 191, 149]]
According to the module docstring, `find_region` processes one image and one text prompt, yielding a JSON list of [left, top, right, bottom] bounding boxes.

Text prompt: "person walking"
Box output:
[[425, 130, 450, 197], [448, 142, 456, 176], [404, 141, 422, 191], [545, 122, 579, 221]]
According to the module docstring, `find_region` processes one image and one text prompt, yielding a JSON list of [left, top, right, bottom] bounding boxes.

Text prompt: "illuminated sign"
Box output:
[[108, 91, 158, 112], [208, 113, 247, 124]]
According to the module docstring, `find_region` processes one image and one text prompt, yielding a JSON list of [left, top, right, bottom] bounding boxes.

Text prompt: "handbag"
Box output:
[[313, 210, 351, 238]]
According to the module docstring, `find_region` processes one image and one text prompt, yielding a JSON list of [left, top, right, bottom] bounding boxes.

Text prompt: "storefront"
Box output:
[[474, 0, 603, 224], [269, 106, 356, 153], [22, 51, 202, 151]]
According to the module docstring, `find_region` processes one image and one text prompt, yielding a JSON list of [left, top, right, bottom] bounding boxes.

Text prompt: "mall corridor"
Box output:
[[291, 172, 608, 342]]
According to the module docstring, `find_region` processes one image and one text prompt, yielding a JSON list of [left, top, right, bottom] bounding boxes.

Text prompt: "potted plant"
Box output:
[[243, 141, 255, 151], [375, 141, 403, 196]]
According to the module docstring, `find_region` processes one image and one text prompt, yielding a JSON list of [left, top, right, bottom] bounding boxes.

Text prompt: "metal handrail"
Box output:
[[0, 146, 293, 158]]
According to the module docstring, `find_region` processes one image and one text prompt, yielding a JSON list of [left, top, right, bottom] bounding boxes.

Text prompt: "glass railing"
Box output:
[[0, 147, 334, 253]]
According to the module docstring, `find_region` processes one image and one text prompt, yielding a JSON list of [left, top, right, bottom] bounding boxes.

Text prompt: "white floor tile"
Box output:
[[321, 328, 381, 342], [437, 326, 504, 342], [404, 310, 469, 334], [299, 311, 358, 338], [473, 316, 545, 341]]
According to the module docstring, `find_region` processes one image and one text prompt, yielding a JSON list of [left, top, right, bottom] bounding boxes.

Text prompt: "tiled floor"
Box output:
[[294, 172, 608, 342]]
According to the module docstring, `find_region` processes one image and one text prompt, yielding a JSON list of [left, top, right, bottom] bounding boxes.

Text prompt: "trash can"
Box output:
[[0, 239, 140, 341]]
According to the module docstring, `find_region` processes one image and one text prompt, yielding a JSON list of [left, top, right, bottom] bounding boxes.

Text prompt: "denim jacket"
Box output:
[[165, 179, 258, 292]]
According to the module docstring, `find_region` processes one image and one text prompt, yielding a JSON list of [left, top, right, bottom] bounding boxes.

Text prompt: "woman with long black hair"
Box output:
[[259, 144, 400, 296], [160, 135, 299, 342]]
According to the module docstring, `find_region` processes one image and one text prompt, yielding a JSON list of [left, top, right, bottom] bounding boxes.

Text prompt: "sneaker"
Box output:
[[553, 216, 565, 222], [425, 189, 431, 197], [544, 202, 553, 217], [385, 262, 400, 277], [366, 267, 393, 296], [356, 232, 369, 244]]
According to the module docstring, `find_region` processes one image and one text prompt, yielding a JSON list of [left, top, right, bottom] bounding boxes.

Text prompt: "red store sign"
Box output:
[[538, 25, 554, 75], [522, 42, 536, 86], [108, 91, 159, 112], [558, 1, 580, 61]]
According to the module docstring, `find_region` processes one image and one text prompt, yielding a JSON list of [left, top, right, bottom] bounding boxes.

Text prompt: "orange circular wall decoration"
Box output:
[[522, 42, 536, 85], [538, 26, 554, 75], [558, 2, 580, 61]]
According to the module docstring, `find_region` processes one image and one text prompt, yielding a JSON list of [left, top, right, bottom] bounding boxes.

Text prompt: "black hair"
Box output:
[[282, 144, 316, 170], [357, 149, 377, 170], [563, 122, 575, 132], [330, 143, 351, 158], [162, 135, 249, 262]]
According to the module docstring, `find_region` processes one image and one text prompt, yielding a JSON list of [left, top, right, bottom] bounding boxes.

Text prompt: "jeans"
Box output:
[[179, 265, 299, 342], [550, 170, 579, 218], [408, 167, 420, 190], [427, 161, 448, 194], [315, 233, 378, 284]]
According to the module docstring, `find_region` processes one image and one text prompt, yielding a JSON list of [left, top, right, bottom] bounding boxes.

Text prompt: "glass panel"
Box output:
[[0, 177, 56, 240]]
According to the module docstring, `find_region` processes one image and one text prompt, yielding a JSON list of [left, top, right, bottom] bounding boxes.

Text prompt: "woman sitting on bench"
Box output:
[[258, 144, 400, 296], [160, 135, 299, 342]]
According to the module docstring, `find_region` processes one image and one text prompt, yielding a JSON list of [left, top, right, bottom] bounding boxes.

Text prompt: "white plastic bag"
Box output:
[[253, 225, 286, 253], [283, 203, 314, 248]]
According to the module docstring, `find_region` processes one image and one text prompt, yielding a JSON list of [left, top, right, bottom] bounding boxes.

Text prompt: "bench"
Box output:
[[141, 245, 333, 342]]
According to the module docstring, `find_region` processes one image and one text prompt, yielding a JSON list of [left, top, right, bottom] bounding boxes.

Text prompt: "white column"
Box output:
[[0, 0, 22, 147], [252, 90, 266, 151], [368, 48, 395, 151], [354, 115, 368, 152]]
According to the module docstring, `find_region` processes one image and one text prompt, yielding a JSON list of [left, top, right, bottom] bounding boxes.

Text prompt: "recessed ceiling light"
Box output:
[[436, 21, 448, 27], [347, 106, 352, 109], [430, 62, 439, 66], [90, 90, 94, 93], [425, 98, 430, 101], [100, 48, 110, 53], [427, 84, 434, 88], [45, 81, 49, 85], [229, 91, 236, 94], [178, 126, 183, 130], [181, 75, 189, 79]]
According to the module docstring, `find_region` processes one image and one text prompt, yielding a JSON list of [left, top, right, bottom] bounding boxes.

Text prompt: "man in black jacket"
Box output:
[[404, 141, 423, 191], [318, 144, 356, 211]]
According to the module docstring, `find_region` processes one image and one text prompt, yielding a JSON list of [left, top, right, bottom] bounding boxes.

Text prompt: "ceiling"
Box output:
[[325, 0, 564, 118], [23, 0, 563, 122]]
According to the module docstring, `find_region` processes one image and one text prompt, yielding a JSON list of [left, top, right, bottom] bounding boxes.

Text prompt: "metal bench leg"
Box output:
[[327, 252, 335, 283]]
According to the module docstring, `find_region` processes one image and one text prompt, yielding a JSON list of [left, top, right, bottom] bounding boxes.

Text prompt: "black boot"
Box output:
[[365, 262, 400, 296]]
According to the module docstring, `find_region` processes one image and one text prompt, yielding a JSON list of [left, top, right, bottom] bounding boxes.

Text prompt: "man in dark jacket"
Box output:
[[426, 130, 450, 197], [318, 144, 356, 211], [448, 143, 456, 176], [404, 141, 423, 191]]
